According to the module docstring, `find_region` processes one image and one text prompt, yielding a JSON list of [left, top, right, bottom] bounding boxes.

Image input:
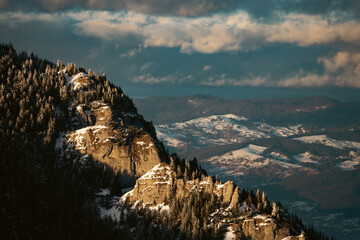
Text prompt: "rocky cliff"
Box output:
[[121, 162, 235, 205], [119, 162, 306, 240], [55, 69, 166, 186]]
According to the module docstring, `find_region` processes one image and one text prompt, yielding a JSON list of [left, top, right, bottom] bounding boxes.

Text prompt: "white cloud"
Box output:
[[200, 73, 269, 87], [2, 10, 360, 54], [278, 51, 360, 88], [266, 14, 360, 46], [0, 12, 58, 24], [140, 62, 152, 72], [120, 44, 142, 58], [2, 10, 360, 88], [71, 10, 360, 53], [132, 72, 193, 84], [202, 65, 211, 72], [320, 51, 360, 88], [132, 70, 271, 87], [318, 51, 350, 73], [278, 72, 331, 87]]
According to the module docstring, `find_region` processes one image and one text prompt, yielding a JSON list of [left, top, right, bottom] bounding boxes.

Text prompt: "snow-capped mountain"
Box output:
[[156, 114, 360, 175], [156, 114, 306, 149]]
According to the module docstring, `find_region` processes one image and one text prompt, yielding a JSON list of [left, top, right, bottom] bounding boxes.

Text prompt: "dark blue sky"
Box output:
[[1, 0, 360, 100]]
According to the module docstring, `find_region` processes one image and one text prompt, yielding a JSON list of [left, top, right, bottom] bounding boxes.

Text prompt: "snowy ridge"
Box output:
[[204, 144, 315, 180], [156, 114, 305, 149], [294, 135, 360, 150]]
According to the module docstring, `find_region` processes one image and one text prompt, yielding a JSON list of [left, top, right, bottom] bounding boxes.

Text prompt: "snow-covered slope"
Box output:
[[293, 152, 320, 165], [294, 135, 360, 150], [156, 114, 305, 149], [203, 144, 316, 181]]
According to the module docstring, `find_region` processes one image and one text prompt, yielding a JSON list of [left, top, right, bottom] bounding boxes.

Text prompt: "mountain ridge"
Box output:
[[0, 43, 331, 239]]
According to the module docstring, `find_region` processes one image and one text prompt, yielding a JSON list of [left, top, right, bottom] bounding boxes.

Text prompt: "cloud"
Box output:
[[278, 51, 360, 88], [202, 65, 211, 72], [236, 0, 360, 19], [4, 0, 360, 19], [140, 62, 152, 72], [69, 11, 360, 54], [319, 51, 360, 87], [319, 51, 350, 73], [200, 73, 269, 86], [132, 72, 193, 84], [278, 72, 331, 87], [2, 9, 360, 89], [4, 0, 238, 16], [2, 10, 360, 54], [120, 44, 142, 58], [0, 11, 58, 25], [266, 14, 360, 46], [132, 71, 270, 86]]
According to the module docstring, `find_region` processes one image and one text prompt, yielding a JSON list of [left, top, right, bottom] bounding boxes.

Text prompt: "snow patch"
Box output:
[[67, 125, 108, 150], [294, 152, 319, 165], [148, 203, 170, 213], [138, 163, 174, 182], [66, 72, 94, 91], [96, 188, 110, 196], [337, 151, 360, 170], [209, 144, 267, 162], [294, 135, 360, 150], [224, 226, 236, 240], [98, 199, 122, 222]]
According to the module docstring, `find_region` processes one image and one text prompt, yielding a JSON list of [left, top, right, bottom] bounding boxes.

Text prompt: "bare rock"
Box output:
[[230, 186, 240, 209]]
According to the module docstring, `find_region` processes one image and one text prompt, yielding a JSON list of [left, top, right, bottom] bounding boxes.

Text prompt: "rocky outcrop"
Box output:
[[230, 186, 240, 209], [120, 162, 307, 240], [56, 75, 166, 186], [122, 162, 175, 204], [121, 163, 239, 206], [240, 215, 304, 240], [65, 125, 162, 183]]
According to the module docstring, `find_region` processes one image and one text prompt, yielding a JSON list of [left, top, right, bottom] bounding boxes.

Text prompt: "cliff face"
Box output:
[[55, 70, 166, 186], [121, 162, 236, 206], [120, 163, 306, 240]]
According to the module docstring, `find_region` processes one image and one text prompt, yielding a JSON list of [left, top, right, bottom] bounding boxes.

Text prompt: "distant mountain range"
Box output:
[[134, 94, 360, 127]]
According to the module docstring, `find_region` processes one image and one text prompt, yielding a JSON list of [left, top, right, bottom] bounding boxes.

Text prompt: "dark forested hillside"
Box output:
[[0, 43, 138, 238], [0, 44, 332, 240]]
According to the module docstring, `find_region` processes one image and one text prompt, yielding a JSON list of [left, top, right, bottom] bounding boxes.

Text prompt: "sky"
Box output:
[[1, 0, 360, 101]]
